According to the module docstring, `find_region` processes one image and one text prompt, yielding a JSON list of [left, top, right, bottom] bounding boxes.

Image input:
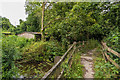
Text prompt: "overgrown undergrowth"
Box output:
[[79, 39, 100, 54], [93, 45, 120, 78], [63, 39, 100, 78], [94, 57, 120, 78], [2, 35, 66, 78], [64, 52, 83, 78]]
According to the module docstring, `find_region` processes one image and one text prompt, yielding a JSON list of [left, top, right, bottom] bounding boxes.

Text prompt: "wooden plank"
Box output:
[[104, 52, 120, 69], [102, 47, 107, 63], [57, 69, 65, 80], [41, 42, 76, 80], [107, 47, 120, 58], [54, 56, 61, 64], [54, 56, 61, 78], [67, 46, 76, 64], [57, 44, 76, 79], [101, 42, 120, 58]]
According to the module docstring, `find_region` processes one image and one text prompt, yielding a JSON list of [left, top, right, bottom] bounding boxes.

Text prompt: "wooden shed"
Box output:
[[17, 32, 41, 39], [17, 32, 49, 41]]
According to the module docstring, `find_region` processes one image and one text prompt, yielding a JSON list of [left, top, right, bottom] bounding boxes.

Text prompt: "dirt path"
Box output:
[[81, 50, 95, 79]]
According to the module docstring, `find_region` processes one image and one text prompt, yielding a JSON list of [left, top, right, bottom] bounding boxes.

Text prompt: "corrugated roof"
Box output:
[[17, 32, 48, 35], [26, 32, 41, 34]]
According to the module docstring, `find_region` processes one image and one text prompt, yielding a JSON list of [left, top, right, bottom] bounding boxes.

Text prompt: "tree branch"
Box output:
[[43, 17, 68, 30]]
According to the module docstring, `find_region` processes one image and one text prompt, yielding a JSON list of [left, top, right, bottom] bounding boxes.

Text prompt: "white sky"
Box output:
[[0, 0, 27, 26]]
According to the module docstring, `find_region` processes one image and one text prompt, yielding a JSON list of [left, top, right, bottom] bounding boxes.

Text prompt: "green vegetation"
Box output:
[[0, 16, 15, 32], [93, 41, 120, 78], [2, 35, 66, 78], [2, 35, 21, 79], [1, 1, 120, 79], [79, 39, 100, 54], [2, 2, 119, 42], [21, 40, 65, 62], [64, 52, 83, 78], [94, 58, 119, 78]]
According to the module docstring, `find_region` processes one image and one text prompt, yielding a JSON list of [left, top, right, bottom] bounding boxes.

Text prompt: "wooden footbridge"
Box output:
[[39, 41, 120, 80]]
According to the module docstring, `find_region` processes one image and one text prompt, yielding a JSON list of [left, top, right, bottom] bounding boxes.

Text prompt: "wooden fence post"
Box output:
[[102, 46, 107, 63], [101, 42, 120, 69], [41, 42, 75, 80], [54, 56, 61, 78], [69, 42, 76, 68]]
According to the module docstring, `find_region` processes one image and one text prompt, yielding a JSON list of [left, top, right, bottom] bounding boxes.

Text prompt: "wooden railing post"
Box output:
[[54, 56, 61, 78], [69, 42, 76, 68], [101, 42, 120, 69], [57, 42, 77, 80], [41, 42, 76, 80], [102, 46, 107, 63]]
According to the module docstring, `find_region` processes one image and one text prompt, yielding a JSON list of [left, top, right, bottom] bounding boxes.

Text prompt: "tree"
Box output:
[[25, 1, 72, 41], [0, 16, 15, 31], [23, 1, 119, 43], [41, 2, 45, 41]]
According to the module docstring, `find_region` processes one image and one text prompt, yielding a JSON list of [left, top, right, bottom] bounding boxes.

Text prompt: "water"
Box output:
[[15, 61, 53, 78]]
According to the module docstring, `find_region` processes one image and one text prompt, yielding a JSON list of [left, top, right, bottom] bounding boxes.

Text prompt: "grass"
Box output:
[[63, 39, 100, 78], [64, 52, 84, 78], [93, 45, 120, 78], [79, 39, 100, 55], [94, 57, 119, 78]]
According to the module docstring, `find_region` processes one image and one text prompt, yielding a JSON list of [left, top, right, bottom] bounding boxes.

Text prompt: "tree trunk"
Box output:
[[41, 2, 45, 41]]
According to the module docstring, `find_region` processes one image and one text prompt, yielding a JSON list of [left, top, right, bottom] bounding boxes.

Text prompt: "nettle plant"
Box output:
[[94, 58, 119, 78], [2, 35, 21, 78], [105, 27, 119, 51], [104, 27, 120, 64]]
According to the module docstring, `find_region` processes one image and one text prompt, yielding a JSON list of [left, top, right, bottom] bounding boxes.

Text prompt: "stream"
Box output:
[[15, 61, 53, 78]]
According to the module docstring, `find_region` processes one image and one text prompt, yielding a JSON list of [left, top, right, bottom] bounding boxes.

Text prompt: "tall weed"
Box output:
[[22, 40, 65, 62], [2, 35, 32, 78]]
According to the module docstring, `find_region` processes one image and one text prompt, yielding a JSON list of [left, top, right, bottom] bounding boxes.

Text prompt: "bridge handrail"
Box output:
[[41, 42, 76, 80], [101, 42, 120, 69]]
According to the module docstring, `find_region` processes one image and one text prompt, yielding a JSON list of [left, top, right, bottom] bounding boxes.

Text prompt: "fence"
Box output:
[[41, 42, 76, 80], [41, 41, 85, 80], [101, 42, 120, 69]]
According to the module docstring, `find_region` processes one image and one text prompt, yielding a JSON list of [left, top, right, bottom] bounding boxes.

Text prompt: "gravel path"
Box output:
[[81, 50, 95, 79]]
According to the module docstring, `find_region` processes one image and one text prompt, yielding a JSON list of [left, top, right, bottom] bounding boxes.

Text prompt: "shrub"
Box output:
[[94, 58, 119, 78], [22, 40, 65, 62], [104, 28, 120, 64], [2, 35, 20, 78], [2, 35, 32, 78], [79, 39, 100, 53]]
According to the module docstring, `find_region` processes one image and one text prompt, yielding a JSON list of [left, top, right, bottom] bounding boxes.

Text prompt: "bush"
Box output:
[[22, 40, 65, 62], [2, 35, 32, 78], [94, 58, 119, 78], [79, 39, 100, 53], [104, 28, 120, 64], [2, 35, 20, 78], [104, 28, 120, 52], [8, 35, 33, 52], [64, 53, 83, 78]]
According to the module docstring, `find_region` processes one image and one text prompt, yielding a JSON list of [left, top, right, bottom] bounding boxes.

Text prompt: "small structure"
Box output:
[[17, 32, 41, 39], [17, 32, 50, 41]]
